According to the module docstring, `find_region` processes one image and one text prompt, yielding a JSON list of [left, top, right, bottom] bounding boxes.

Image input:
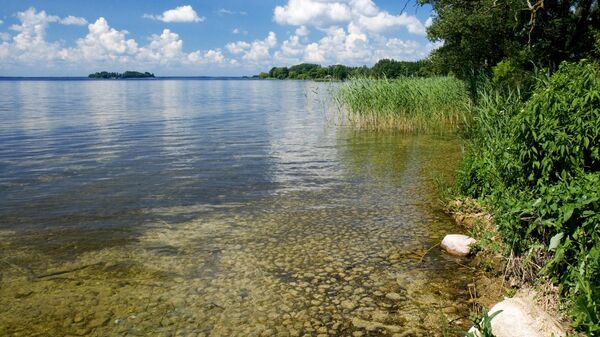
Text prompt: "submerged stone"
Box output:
[[441, 234, 476, 257], [385, 292, 403, 301]]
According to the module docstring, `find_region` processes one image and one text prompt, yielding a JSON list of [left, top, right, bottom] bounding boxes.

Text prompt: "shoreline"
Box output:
[[445, 197, 572, 336]]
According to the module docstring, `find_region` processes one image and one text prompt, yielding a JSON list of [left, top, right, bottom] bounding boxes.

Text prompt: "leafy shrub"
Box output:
[[515, 61, 600, 186], [456, 60, 600, 334]]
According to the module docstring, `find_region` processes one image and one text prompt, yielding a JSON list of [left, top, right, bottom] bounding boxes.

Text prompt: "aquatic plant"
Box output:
[[335, 76, 471, 132]]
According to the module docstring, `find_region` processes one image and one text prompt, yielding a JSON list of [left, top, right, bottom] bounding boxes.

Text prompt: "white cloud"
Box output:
[[243, 32, 277, 62], [8, 8, 64, 60], [270, 19, 433, 67], [226, 41, 251, 54], [187, 49, 224, 64], [0, 8, 227, 72], [0, 42, 8, 59], [219, 9, 247, 16], [295, 25, 309, 37], [425, 17, 433, 28], [355, 12, 425, 34], [204, 49, 225, 63], [60, 16, 88, 26], [144, 5, 205, 23], [137, 29, 183, 63], [275, 35, 305, 63], [274, 0, 351, 27], [1, 5, 437, 75], [232, 28, 249, 35], [374, 38, 434, 60], [0, 19, 4, 25], [228, 32, 278, 63], [75, 17, 138, 61], [304, 42, 325, 63], [251, 0, 432, 67], [273, 0, 426, 35]]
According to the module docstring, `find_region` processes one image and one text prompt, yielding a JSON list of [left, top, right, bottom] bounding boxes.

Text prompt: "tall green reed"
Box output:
[[335, 76, 471, 132]]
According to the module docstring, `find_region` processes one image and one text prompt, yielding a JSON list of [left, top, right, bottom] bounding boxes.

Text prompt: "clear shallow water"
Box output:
[[0, 80, 470, 336]]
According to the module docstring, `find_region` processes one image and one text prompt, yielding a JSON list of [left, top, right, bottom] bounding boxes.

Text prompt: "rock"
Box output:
[[88, 314, 111, 328], [468, 297, 565, 337], [385, 293, 402, 301], [341, 300, 356, 310], [73, 313, 84, 323], [14, 289, 33, 298], [441, 234, 476, 257], [351, 318, 402, 333]]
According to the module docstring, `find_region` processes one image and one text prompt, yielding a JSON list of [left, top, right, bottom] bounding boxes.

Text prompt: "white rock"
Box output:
[[441, 234, 476, 257], [468, 297, 565, 337]]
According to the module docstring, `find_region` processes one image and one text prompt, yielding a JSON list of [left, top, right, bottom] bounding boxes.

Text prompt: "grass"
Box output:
[[335, 76, 471, 132]]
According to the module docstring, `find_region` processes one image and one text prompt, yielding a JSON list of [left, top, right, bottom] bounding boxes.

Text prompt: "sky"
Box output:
[[0, 0, 437, 76]]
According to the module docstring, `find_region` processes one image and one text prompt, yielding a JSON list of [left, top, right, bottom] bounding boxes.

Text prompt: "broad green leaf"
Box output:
[[563, 206, 575, 222], [549, 232, 564, 251]]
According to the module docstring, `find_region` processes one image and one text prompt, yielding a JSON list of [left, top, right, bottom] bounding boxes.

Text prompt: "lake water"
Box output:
[[0, 80, 471, 336]]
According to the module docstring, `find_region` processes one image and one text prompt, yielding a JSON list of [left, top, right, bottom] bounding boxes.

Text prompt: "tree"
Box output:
[[329, 65, 350, 80], [269, 67, 289, 79], [371, 59, 433, 78], [419, 0, 599, 79]]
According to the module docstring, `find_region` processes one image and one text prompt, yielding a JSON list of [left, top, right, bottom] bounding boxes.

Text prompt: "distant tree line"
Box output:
[[88, 71, 155, 79], [257, 59, 435, 80]]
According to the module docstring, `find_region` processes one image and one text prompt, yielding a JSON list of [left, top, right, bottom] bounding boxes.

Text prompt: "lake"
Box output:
[[0, 79, 471, 336]]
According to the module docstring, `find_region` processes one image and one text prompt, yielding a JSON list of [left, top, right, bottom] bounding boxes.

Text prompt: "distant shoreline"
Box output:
[[0, 76, 255, 81]]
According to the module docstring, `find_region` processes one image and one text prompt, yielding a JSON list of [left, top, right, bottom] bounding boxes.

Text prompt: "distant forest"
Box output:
[[256, 59, 433, 80], [88, 71, 155, 79]]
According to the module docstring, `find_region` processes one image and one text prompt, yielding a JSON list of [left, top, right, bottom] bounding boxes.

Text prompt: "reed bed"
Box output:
[[335, 76, 471, 132]]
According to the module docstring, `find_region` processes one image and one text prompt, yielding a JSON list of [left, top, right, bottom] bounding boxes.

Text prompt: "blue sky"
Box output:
[[0, 1, 436, 76]]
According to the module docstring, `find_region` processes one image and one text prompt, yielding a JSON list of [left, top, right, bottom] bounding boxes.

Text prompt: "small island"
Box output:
[[88, 71, 155, 79]]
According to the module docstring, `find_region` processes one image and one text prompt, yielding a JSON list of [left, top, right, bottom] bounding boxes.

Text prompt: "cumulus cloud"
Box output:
[[274, 0, 351, 27], [137, 29, 184, 63], [267, 17, 433, 66], [60, 15, 88, 26], [1, 4, 438, 75], [355, 12, 425, 34], [254, 0, 432, 67], [226, 41, 251, 54], [75, 17, 138, 61], [8, 7, 66, 61], [295, 25, 309, 37], [243, 32, 277, 62], [187, 49, 225, 64], [0, 19, 4, 25], [204, 49, 225, 63], [273, 0, 426, 35], [0, 8, 227, 72], [227, 32, 278, 63], [144, 5, 205, 23]]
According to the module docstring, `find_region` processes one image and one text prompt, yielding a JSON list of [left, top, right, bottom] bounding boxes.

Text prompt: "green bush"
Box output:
[[456, 60, 600, 334]]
